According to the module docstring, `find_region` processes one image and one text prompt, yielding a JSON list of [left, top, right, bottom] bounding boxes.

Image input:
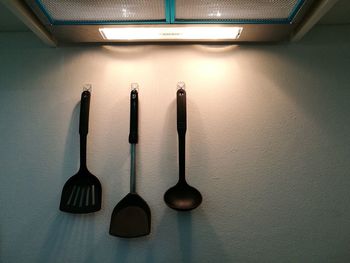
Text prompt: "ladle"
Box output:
[[164, 83, 202, 211]]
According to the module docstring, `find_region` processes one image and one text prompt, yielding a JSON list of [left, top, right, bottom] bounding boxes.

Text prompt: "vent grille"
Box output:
[[37, 0, 165, 23], [175, 0, 302, 22]]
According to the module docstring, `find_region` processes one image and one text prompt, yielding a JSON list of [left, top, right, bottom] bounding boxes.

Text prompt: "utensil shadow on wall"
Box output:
[[100, 94, 130, 210], [38, 214, 97, 263], [61, 102, 80, 184], [37, 102, 98, 262], [143, 97, 229, 262], [177, 210, 231, 262], [177, 212, 193, 262], [143, 208, 230, 262], [178, 98, 230, 262]]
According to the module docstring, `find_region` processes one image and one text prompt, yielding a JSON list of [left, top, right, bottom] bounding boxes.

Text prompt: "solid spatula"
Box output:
[[59, 89, 102, 214], [109, 87, 151, 238]]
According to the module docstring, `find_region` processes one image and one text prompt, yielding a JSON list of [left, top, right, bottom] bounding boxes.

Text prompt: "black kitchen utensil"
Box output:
[[109, 88, 151, 238], [59, 90, 102, 214], [164, 87, 202, 211]]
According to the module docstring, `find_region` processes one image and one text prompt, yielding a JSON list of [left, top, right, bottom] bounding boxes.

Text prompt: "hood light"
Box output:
[[99, 27, 243, 41]]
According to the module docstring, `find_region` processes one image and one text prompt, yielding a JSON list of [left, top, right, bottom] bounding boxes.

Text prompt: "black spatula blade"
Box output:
[[59, 171, 102, 214], [109, 193, 151, 238]]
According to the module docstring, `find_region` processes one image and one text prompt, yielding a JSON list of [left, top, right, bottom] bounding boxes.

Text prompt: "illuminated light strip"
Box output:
[[99, 27, 243, 41]]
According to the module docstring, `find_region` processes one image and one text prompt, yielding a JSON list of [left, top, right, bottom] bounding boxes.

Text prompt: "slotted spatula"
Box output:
[[59, 89, 102, 214], [109, 87, 151, 238]]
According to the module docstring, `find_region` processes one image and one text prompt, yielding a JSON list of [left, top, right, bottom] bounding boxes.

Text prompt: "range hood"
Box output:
[[2, 0, 339, 46]]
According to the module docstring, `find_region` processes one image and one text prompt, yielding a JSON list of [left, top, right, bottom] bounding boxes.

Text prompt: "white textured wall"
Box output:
[[1, 25, 350, 263]]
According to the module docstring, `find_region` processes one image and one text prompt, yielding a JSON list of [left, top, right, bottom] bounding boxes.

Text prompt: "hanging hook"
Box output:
[[83, 83, 92, 92], [177, 81, 186, 91], [131, 83, 139, 92]]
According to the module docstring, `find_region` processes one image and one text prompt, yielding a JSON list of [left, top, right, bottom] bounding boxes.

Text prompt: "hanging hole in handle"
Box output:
[[83, 84, 92, 92]]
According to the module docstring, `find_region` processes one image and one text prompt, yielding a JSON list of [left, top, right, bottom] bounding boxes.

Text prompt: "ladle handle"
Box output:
[[129, 89, 138, 144], [79, 90, 90, 170], [177, 89, 186, 183], [177, 89, 187, 134]]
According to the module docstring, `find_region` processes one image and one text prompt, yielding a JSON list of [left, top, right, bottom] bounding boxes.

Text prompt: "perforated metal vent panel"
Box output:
[[37, 0, 165, 23], [175, 0, 303, 22]]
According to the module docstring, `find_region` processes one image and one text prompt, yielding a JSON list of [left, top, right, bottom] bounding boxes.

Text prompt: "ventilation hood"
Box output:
[[1, 0, 339, 46]]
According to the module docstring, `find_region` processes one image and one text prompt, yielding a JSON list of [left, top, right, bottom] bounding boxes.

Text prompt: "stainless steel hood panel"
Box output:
[[4, 0, 332, 44], [49, 24, 292, 43]]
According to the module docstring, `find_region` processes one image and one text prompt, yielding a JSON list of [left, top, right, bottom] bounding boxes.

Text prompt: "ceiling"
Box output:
[[0, 0, 349, 33]]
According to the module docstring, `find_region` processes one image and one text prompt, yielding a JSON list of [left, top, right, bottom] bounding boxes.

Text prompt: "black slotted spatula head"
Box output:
[[60, 170, 102, 213], [59, 90, 102, 214]]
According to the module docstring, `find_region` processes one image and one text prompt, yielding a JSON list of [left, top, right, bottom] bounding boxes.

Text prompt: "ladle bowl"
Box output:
[[164, 181, 202, 211]]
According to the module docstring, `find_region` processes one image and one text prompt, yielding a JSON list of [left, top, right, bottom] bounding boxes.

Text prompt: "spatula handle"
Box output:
[[129, 89, 138, 144], [79, 90, 90, 171], [79, 90, 91, 136]]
